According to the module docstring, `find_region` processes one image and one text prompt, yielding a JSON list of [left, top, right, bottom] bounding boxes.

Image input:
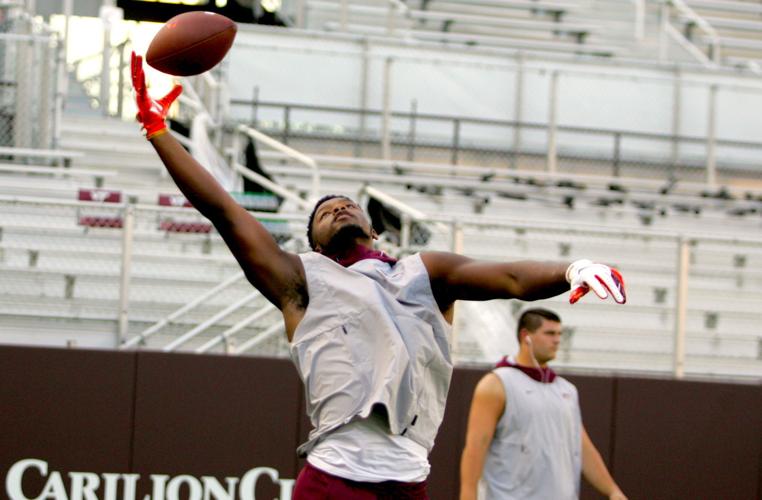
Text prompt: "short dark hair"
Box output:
[[516, 308, 561, 342], [307, 194, 354, 251]]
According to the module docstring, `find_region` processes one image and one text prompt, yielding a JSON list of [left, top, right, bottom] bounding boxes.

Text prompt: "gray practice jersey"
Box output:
[[483, 364, 582, 500], [290, 252, 453, 457]]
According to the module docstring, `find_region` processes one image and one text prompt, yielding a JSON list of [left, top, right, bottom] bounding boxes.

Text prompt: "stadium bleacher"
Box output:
[[0, 0, 759, 380]]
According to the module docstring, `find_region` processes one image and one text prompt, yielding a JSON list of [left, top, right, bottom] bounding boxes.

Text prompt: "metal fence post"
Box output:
[[118, 204, 135, 347], [400, 213, 411, 250], [53, 32, 66, 151], [658, 2, 669, 62], [247, 86, 258, 128], [100, 20, 112, 116], [512, 52, 524, 169], [39, 39, 52, 149], [407, 99, 417, 161], [671, 68, 682, 179], [340, 0, 348, 31], [673, 236, 690, 378], [381, 57, 393, 160], [450, 220, 464, 363], [116, 42, 126, 119], [612, 132, 621, 177], [706, 84, 718, 188], [451, 119, 461, 166], [282, 105, 291, 144], [546, 70, 559, 174], [450, 220, 463, 254], [295, 0, 305, 28], [634, 0, 645, 41], [14, 22, 32, 149], [356, 38, 370, 158], [386, 0, 396, 35]]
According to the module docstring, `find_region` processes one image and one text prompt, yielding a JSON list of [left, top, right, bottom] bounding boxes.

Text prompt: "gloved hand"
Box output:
[[131, 51, 183, 140], [566, 259, 626, 304]]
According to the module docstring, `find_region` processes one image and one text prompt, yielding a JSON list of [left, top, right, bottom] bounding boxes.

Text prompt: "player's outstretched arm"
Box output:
[[131, 53, 305, 316], [459, 373, 505, 500], [422, 252, 626, 314]]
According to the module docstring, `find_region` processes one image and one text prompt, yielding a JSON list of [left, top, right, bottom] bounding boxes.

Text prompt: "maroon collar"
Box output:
[[322, 245, 398, 268], [495, 355, 557, 383]]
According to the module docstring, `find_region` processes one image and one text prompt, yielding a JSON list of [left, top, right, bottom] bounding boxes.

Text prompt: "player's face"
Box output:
[[311, 197, 373, 252], [528, 319, 563, 364]]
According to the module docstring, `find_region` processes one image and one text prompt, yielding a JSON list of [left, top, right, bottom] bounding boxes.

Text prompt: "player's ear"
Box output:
[[519, 330, 532, 346]]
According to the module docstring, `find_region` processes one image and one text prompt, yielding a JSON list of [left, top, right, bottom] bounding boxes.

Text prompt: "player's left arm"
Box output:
[[581, 426, 628, 500], [421, 252, 626, 314]]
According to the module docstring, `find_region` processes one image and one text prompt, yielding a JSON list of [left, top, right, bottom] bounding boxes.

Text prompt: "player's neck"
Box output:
[[516, 349, 549, 369], [321, 241, 397, 268]]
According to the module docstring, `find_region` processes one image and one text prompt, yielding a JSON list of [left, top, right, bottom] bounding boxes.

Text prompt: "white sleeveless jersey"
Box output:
[[482, 363, 582, 500], [290, 252, 453, 460]]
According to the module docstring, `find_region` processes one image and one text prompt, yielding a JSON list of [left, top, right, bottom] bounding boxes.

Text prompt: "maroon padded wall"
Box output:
[[0, 346, 136, 498], [0, 345, 760, 500], [131, 352, 304, 499], [612, 377, 762, 500]]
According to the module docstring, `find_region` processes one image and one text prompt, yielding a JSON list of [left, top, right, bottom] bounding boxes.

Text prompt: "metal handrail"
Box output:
[[163, 289, 262, 351], [196, 303, 278, 353], [235, 322, 285, 354], [121, 272, 246, 349], [232, 160, 314, 211], [665, 0, 720, 65], [237, 98, 762, 148], [236, 124, 321, 204]]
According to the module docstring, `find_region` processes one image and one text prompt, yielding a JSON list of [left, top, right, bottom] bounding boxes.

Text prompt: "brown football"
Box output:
[[146, 11, 237, 76]]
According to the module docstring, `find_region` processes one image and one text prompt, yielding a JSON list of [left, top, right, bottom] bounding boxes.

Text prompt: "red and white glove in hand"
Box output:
[[566, 259, 626, 305], [131, 51, 182, 140]]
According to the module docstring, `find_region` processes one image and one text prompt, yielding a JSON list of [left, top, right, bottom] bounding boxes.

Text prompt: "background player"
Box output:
[[460, 308, 627, 500]]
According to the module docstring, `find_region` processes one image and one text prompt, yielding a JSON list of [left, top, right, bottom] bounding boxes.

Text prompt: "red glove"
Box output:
[[566, 259, 626, 305], [131, 51, 183, 140]]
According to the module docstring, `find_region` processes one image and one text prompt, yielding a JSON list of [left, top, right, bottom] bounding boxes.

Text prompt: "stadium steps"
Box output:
[[60, 114, 180, 202]]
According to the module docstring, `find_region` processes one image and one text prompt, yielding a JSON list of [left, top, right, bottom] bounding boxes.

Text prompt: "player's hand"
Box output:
[[609, 491, 628, 500], [566, 259, 626, 304], [131, 51, 182, 140]]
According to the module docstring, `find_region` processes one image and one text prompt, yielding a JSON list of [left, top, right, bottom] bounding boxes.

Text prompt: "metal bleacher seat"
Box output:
[[305, 0, 622, 58], [682, 0, 762, 69]]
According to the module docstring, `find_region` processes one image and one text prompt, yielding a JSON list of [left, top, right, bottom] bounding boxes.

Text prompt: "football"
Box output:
[[146, 11, 237, 76]]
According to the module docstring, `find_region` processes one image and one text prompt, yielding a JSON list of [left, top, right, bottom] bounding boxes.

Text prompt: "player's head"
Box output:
[[307, 194, 376, 253], [517, 308, 562, 364]]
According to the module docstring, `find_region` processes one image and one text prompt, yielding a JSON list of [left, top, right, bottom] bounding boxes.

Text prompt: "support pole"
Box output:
[[546, 71, 559, 174], [117, 205, 135, 347], [673, 237, 690, 378]]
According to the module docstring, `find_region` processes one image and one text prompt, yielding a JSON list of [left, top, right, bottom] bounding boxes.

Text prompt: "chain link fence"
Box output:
[[0, 14, 61, 152]]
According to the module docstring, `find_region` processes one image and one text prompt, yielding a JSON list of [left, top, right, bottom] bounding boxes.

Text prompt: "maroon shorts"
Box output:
[[292, 462, 429, 500]]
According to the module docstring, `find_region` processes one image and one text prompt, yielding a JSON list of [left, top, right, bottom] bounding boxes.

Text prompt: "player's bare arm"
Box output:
[[459, 373, 506, 500], [131, 53, 307, 330], [422, 252, 626, 317], [581, 426, 628, 500]]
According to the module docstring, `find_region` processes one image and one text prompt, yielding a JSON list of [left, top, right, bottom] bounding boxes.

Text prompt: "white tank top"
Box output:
[[482, 361, 582, 500]]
